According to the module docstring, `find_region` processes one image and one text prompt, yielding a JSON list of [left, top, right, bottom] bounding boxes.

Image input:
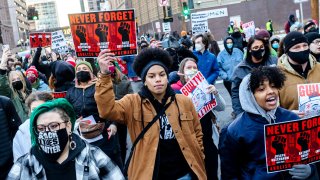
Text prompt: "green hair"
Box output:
[[29, 98, 76, 146]]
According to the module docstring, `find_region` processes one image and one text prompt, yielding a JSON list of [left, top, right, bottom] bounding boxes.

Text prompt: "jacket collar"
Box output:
[[278, 54, 317, 77]]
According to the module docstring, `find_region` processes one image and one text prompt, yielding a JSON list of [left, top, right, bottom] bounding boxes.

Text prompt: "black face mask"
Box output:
[[12, 81, 23, 90], [251, 49, 265, 60], [233, 32, 241, 38], [37, 128, 69, 162], [76, 71, 91, 83], [287, 49, 310, 64], [309, 27, 318, 33]]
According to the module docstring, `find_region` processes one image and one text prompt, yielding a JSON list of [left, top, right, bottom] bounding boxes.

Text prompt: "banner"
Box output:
[[242, 21, 255, 41], [298, 83, 320, 118], [264, 116, 320, 173], [180, 71, 217, 118], [51, 30, 68, 53], [191, 12, 208, 34], [202, 8, 228, 19], [29, 32, 52, 48], [68, 9, 137, 57]]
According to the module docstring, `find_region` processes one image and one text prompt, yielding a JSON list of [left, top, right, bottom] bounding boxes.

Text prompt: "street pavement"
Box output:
[[215, 80, 234, 129]]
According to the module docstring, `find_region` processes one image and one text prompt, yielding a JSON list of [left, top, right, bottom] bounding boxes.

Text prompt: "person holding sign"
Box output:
[[220, 66, 317, 180], [278, 31, 320, 117], [171, 57, 225, 180], [95, 48, 206, 179]]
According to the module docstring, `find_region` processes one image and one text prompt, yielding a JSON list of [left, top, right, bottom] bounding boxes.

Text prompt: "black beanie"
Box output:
[[305, 32, 320, 45], [283, 31, 308, 53], [50, 61, 75, 87], [304, 20, 316, 32]]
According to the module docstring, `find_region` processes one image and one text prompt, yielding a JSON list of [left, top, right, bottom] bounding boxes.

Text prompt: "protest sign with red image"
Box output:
[[29, 32, 52, 48], [68, 9, 137, 57], [264, 116, 320, 173]]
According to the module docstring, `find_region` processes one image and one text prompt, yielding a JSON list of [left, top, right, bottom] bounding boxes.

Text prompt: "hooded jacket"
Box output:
[[193, 49, 219, 84], [231, 56, 277, 116], [217, 37, 244, 81], [220, 74, 302, 179], [278, 54, 320, 110], [95, 73, 206, 180]]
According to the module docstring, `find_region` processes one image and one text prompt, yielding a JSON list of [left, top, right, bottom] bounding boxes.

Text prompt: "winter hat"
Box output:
[[75, 61, 93, 72], [305, 32, 320, 45], [181, 31, 187, 37], [256, 29, 270, 39], [180, 38, 192, 48], [133, 48, 172, 82], [50, 61, 75, 87], [25, 54, 31, 59], [26, 66, 39, 78], [283, 31, 308, 53], [66, 57, 76, 67], [304, 20, 316, 32], [30, 98, 76, 146], [270, 36, 280, 44]]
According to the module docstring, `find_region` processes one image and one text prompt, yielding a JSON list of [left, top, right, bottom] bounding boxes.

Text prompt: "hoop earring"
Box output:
[[69, 135, 76, 150]]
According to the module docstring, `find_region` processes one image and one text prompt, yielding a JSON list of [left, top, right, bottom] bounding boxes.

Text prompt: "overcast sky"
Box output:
[[56, 0, 82, 27]]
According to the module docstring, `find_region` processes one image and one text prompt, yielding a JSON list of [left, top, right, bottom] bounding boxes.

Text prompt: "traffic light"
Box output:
[[27, 7, 39, 20], [182, 2, 190, 16]]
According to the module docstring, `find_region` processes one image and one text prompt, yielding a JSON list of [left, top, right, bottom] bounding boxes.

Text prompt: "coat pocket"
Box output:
[[132, 112, 155, 137], [180, 112, 196, 135]]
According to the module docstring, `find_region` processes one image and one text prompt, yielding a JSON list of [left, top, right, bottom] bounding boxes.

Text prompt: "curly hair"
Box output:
[[249, 66, 286, 92], [133, 48, 173, 77]]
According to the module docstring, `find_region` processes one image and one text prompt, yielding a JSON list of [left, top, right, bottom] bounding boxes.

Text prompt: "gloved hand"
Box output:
[[289, 164, 312, 179], [0, 47, 11, 70]]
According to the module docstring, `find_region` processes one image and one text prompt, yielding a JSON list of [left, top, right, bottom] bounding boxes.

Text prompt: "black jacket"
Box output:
[[0, 96, 22, 179], [31, 47, 51, 81]]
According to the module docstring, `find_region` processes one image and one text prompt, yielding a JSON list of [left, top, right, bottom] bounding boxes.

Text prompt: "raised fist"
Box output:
[[118, 22, 130, 42], [95, 24, 108, 42], [272, 136, 286, 155], [298, 132, 310, 151], [45, 35, 51, 43], [76, 26, 87, 43], [30, 36, 36, 43]]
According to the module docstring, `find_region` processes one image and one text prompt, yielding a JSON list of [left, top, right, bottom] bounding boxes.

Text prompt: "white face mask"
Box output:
[[195, 44, 203, 52], [184, 69, 198, 80]]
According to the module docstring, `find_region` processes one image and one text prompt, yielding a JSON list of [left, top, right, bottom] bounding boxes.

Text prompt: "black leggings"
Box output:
[[223, 80, 232, 97]]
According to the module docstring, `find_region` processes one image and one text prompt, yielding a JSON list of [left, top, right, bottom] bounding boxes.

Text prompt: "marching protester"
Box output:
[[49, 60, 75, 93], [305, 32, 320, 62], [220, 66, 318, 179], [31, 47, 52, 81], [304, 20, 319, 34], [270, 35, 280, 53], [255, 29, 278, 57], [193, 33, 220, 85], [227, 21, 234, 35], [95, 48, 206, 179], [284, 14, 297, 34], [204, 31, 220, 56], [232, 36, 277, 117], [217, 36, 244, 96], [26, 66, 51, 92], [0, 48, 30, 121], [0, 95, 21, 179], [13, 91, 53, 161], [278, 31, 320, 116], [230, 27, 246, 52], [266, 19, 273, 36], [171, 57, 225, 180], [7, 98, 125, 179], [66, 61, 125, 169]]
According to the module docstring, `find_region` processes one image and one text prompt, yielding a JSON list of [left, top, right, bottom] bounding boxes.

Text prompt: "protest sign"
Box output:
[[298, 83, 320, 118], [191, 12, 208, 34], [264, 116, 320, 173], [68, 9, 137, 57], [162, 22, 171, 33], [52, 91, 67, 99], [29, 32, 52, 48], [180, 71, 217, 118], [51, 30, 68, 53], [242, 21, 255, 41]]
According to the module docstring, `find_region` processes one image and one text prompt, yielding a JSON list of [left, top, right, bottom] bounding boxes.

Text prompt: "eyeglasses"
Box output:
[[312, 40, 320, 45], [35, 121, 68, 134]]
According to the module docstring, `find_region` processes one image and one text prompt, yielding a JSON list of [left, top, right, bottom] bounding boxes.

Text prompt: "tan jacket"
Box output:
[[95, 73, 206, 180], [278, 54, 320, 110]]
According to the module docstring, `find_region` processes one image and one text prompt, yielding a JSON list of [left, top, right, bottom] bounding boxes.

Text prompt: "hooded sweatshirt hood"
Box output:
[[224, 36, 234, 55], [239, 74, 277, 123]]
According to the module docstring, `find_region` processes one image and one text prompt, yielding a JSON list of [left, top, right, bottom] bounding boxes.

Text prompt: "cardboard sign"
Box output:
[[51, 30, 68, 53], [68, 9, 137, 57], [298, 83, 320, 118], [162, 22, 171, 33], [52, 91, 67, 99], [264, 116, 320, 173], [191, 12, 208, 34], [29, 32, 52, 48], [180, 71, 217, 118], [242, 21, 255, 41]]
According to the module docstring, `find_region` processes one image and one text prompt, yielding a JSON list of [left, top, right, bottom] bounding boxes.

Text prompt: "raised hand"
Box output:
[[95, 24, 109, 42], [97, 49, 117, 74], [76, 26, 87, 43], [272, 136, 286, 155]]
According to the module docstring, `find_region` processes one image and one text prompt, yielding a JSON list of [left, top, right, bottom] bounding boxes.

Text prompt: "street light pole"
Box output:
[[300, 2, 304, 23]]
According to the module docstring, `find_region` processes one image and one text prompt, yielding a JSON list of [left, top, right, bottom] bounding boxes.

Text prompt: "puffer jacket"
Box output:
[[278, 54, 320, 110], [217, 47, 243, 81], [95, 73, 206, 180]]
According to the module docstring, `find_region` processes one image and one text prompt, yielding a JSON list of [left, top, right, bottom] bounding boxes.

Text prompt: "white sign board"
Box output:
[[162, 22, 171, 33], [242, 21, 255, 41], [191, 12, 208, 34], [51, 30, 68, 53], [155, 22, 161, 29], [202, 8, 228, 19], [294, 0, 308, 3], [159, 0, 169, 6], [230, 15, 241, 28]]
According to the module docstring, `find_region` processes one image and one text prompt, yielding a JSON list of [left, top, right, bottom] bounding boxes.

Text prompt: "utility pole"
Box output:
[[310, 0, 319, 23]]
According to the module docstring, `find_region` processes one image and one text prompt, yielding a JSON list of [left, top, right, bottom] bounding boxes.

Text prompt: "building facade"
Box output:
[[27, 0, 59, 31]]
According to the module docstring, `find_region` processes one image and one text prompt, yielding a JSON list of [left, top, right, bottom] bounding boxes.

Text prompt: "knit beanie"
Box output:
[[305, 32, 320, 45], [75, 61, 93, 72], [304, 20, 316, 32], [181, 31, 187, 37], [66, 57, 76, 67], [26, 66, 39, 78], [256, 29, 270, 39], [50, 61, 75, 87], [283, 31, 308, 53], [30, 98, 76, 146]]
